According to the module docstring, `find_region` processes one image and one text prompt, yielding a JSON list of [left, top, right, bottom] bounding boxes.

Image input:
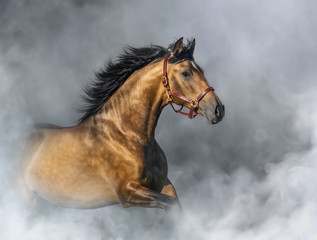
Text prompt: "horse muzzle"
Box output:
[[203, 101, 225, 124]]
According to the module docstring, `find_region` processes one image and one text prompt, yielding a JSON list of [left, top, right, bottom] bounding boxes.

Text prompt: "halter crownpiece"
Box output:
[[162, 53, 214, 119]]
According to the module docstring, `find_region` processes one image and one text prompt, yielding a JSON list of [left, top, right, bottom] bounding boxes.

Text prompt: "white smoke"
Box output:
[[1, 0, 317, 239]]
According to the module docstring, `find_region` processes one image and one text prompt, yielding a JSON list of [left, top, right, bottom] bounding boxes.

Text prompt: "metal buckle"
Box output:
[[162, 76, 168, 87]]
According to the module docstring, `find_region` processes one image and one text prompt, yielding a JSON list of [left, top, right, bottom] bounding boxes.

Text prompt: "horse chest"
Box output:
[[142, 143, 168, 191]]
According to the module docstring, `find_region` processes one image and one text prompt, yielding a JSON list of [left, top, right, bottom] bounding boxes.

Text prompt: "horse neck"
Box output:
[[82, 60, 167, 143]]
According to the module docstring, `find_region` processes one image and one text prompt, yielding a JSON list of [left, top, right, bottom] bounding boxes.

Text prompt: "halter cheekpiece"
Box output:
[[161, 53, 214, 119]]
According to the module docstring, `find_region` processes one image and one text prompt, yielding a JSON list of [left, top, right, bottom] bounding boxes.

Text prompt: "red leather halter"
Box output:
[[161, 53, 214, 119]]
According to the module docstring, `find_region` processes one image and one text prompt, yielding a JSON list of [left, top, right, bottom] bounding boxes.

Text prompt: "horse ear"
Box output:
[[188, 38, 196, 56], [172, 37, 184, 55]]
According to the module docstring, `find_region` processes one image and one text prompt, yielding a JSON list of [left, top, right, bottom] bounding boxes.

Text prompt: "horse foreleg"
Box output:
[[119, 182, 178, 210]]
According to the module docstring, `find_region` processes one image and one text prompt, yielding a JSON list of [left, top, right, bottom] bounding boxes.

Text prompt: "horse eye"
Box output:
[[182, 71, 191, 78]]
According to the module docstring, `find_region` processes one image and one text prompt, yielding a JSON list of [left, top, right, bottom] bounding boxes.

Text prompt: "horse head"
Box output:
[[163, 37, 225, 124]]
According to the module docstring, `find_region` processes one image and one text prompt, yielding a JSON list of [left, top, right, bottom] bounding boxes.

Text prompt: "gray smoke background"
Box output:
[[1, 0, 317, 239]]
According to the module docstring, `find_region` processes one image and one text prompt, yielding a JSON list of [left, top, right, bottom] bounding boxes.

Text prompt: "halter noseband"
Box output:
[[161, 53, 214, 119]]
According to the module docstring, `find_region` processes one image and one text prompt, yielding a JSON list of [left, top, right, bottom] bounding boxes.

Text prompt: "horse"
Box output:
[[20, 37, 225, 210]]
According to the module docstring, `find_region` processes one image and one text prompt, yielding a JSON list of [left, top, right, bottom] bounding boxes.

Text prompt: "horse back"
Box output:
[[33, 123, 69, 129]]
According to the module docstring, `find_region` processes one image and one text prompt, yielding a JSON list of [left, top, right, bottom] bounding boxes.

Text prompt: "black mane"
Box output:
[[79, 39, 195, 123]]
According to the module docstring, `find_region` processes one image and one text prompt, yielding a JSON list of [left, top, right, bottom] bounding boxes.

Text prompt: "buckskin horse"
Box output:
[[20, 38, 225, 210]]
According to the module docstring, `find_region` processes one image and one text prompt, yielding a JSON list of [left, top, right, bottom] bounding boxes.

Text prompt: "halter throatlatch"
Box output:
[[162, 53, 214, 119]]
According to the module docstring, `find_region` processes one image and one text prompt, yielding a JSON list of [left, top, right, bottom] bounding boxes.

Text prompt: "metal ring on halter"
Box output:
[[190, 100, 198, 108]]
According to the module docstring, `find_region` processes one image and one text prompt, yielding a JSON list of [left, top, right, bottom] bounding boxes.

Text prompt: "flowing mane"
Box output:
[[79, 40, 196, 123]]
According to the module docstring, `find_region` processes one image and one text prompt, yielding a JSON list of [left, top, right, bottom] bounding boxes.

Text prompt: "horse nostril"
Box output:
[[215, 105, 220, 118], [215, 104, 225, 120]]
